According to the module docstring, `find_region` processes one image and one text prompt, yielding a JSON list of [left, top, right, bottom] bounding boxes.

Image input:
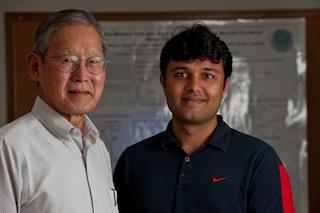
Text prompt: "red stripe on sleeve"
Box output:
[[279, 165, 295, 213]]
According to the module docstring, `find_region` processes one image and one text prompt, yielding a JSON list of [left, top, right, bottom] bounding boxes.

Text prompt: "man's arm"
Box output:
[[247, 146, 294, 213], [0, 139, 24, 213]]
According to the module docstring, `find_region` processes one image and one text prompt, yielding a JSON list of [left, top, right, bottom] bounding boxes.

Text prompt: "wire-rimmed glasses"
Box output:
[[45, 55, 109, 74]]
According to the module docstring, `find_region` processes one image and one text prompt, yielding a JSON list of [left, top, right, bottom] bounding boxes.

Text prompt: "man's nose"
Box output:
[[186, 75, 201, 91], [71, 62, 90, 82]]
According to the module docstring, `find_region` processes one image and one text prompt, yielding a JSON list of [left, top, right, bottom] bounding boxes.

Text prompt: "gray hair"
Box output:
[[32, 9, 106, 57]]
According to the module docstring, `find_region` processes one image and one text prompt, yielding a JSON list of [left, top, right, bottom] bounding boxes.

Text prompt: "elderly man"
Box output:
[[0, 9, 118, 213]]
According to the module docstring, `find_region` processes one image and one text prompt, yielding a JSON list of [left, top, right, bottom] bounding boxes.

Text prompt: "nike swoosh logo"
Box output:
[[212, 177, 226, 183]]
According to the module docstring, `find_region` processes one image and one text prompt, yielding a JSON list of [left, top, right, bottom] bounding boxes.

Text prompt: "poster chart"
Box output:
[[90, 19, 307, 212]]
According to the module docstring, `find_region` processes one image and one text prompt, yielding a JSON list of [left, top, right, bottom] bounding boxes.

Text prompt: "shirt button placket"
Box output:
[[178, 156, 191, 189], [175, 155, 192, 213]]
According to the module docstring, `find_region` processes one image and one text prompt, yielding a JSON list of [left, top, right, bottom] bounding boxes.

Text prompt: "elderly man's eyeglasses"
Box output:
[[45, 55, 108, 74]]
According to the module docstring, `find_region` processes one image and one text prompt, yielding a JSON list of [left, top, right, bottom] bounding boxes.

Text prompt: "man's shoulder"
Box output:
[[223, 127, 282, 168], [0, 112, 38, 145], [217, 117, 270, 152], [228, 127, 273, 154]]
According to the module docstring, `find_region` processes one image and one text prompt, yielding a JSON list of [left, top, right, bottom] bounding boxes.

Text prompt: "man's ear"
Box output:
[[223, 77, 231, 96], [160, 74, 166, 89], [27, 53, 42, 82]]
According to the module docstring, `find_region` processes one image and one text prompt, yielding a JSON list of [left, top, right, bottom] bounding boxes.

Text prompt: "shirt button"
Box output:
[[72, 128, 81, 135], [184, 156, 190, 162]]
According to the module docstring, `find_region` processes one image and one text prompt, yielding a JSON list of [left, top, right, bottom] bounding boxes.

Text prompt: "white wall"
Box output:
[[1, 0, 320, 125]]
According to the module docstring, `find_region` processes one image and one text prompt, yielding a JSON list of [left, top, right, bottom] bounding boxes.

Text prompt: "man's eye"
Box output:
[[203, 73, 214, 79], [88, 60, 98, 64], [64, 59, 73, 63], [62, 57, 77, 64], [174, 72, 187, 78], [87, 57, 105, 66], [88, 58, 101, 64]]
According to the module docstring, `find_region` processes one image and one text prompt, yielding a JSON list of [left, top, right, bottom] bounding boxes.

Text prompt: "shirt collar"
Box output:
[[161, 121, 177, 150], [31, 96, 100, 144], [81, 115, 100, 145], [161, 115, 231, 152], [205, 115, 231, 152]]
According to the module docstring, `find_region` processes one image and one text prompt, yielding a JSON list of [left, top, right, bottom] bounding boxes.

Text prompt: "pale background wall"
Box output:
[[0, 0, 320, 125]]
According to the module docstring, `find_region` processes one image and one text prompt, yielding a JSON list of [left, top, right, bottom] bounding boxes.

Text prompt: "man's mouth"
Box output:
[[182, 96, 207, 105], [68, 90, 92, 96]]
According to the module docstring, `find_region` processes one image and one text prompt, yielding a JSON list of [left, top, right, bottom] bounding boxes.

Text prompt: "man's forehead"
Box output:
[[167, 59, 224, 68]]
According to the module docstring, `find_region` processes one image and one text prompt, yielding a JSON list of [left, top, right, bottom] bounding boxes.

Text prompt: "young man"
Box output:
[[0, 9, 118, 213], [114, 24, 294, 213]]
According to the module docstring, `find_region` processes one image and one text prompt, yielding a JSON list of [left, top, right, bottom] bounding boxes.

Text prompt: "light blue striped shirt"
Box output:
[[0, 96, 118, 213]]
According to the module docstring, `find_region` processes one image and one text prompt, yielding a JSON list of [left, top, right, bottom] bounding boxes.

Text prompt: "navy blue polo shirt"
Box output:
[[114, 115, 294, 213]]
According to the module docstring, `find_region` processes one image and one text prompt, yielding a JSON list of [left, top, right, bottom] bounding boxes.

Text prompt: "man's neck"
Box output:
[[172, 117, 218, 155], [67, 115, 85, 131]]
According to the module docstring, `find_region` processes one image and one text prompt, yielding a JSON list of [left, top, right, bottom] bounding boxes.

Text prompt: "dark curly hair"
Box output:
[[160, 24, 232, 79]]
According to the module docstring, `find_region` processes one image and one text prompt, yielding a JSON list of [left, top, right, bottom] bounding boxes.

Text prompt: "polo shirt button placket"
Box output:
[[174, 155, 193, 213], [178, 156, 191, 189]]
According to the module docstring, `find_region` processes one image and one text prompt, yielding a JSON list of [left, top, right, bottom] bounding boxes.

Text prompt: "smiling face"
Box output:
[[28, 25, 106, 120], [161, 59, 230, 126]]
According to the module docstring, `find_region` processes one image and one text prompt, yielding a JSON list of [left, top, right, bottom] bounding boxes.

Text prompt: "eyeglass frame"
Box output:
[[43, 54, 109, 74]]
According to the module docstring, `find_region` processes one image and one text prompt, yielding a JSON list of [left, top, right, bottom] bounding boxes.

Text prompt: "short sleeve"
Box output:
[[247, 146, 294, 213], [0, 139, 26, 213]]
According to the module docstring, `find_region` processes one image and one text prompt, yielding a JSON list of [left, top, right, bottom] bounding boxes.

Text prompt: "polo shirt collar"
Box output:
[[161, 121, 178, 150], [161, 115, 231, 152], [205, 115, 231, 152]]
